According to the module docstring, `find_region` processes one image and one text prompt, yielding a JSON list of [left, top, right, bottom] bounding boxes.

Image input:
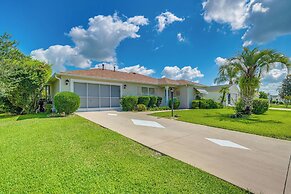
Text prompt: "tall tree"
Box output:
[[229, 48, 290, 114], [214, 64, 239, 85], [279, 75, 291, 107], [219, 86, 230, 105], [0, 33, 52, 114]]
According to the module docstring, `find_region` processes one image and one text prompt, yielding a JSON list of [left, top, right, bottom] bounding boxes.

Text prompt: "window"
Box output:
[[142, 87, 148, 95], [149, 88, 155, 95], [142, 87, 155, 96]]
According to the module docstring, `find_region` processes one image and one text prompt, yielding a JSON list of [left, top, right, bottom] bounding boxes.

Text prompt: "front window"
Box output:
[[142, 87, 155, 96]]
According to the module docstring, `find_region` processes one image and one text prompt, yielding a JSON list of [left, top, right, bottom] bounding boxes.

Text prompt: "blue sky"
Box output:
[[1, 0, 290, 94]]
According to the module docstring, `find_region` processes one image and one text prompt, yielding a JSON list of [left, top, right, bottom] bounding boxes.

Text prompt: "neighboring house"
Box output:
[[269, 94, 283, 103], [202, 84, 240, 106], [46, 68, 206, 111]]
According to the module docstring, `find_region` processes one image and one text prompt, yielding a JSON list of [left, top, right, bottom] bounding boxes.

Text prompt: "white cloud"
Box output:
[[202, 0, 251, 30], [93, 63, 155, 76], [242, 40, 252, 47], [215, 57, 228, 66], [31, 45, 91, 72], [260, 64, 288, 95], [156, 11, 184, 32], [127, 16, 149, 26], [31, 13, 149, 72], [177, 33, 185, 42], [69, 14, 149, 62], [119, 64, 155, 76], [252, 2, 269, 13], [162, 66, 204, 81], [202, 0, 291, 44]]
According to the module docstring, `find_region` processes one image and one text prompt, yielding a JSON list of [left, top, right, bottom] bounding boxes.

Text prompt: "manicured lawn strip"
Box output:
[[151, 109, 291, 140], [270, 104, 291, 109], [0, 114, 246, 193]]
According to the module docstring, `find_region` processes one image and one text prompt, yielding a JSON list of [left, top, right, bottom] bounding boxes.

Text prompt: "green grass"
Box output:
[[270, 104, 290, 109], [0, 114, 246, 193], [151, 109, 291, 140]]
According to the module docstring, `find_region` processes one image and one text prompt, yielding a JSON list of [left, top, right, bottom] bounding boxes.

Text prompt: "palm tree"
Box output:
[[214, 64, 239, 85], [229, 48, 290, 114], [219, 86, 230, 105]]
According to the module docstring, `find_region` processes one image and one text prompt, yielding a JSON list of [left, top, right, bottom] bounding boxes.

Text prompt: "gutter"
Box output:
[[55, 74, 62, 92]]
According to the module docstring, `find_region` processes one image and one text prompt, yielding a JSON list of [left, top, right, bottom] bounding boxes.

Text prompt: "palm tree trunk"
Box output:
[[239, 76, 259, 115]]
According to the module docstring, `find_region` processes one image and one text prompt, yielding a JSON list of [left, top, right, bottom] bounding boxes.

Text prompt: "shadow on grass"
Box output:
[[17, 113, 48, 121], [0, 114, 16, 120], [206, 113, 282, 124]]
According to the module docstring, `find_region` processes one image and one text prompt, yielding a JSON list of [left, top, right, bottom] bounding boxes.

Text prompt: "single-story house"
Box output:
[[202, 84, 240, 106], [46, 68, 240, 110]]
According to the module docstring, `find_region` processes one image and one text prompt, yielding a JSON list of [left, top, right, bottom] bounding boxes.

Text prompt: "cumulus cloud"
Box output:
[[215, 57, 228, 66], [156, 11, 184, 32], [119, 64, 155, 76], [31, 13, 149, 72], [68, 14, 149, 62], [202, 0, 291, 45], [252, 2, 269, 13], [177, 33, 185, 42], [31, 45, 91, 72], [260, 64, 288, 95], [93, 63, 155, 76], [162, 66, 204, 81], [202, 0, 250, 30]]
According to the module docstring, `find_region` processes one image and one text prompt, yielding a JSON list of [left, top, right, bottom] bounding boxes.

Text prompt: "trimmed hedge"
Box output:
[[138, 96, 150, 107], [136, 104, 147, 111], [191, 99, 221, 109], [169, 98, 180, 109], [156, 97, 162, 107], [252, 98, 269, 114], [121, 96, 138, 111], [148, 96, 158, 108], [235, 100, 244, 113], [54, 92, 80, 115]]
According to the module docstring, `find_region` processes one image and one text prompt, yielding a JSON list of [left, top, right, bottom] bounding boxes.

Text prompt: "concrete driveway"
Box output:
[[77, 110, 291, 194]]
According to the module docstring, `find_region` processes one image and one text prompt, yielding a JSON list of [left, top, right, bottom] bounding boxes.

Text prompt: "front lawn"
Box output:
[[270, 104, 290, 109], [151, 109, 291, 140], [0, 114, 246, 193]]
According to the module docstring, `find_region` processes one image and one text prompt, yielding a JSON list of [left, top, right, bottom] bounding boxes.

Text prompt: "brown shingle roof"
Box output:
[[59, 68, 203, 87]]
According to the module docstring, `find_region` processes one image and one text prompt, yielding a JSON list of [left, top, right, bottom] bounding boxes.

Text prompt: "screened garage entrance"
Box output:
[[73, 82, 121, 109]]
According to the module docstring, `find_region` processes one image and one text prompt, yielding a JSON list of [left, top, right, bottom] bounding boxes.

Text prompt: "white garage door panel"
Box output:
[[73, 82, 120, 109]]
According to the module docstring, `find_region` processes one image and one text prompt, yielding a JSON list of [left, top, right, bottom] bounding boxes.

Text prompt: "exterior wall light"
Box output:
[[65, 79, 70, 85]]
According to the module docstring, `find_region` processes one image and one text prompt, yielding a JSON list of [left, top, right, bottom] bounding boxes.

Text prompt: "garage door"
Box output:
[[74, 82, 120, 109]]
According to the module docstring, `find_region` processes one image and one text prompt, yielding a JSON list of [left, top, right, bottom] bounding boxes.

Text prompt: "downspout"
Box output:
[[55, 74, 62, 92]]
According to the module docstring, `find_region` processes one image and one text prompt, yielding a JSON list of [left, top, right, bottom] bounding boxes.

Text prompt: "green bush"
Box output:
[[168, 98, 180, 109], [54, 92, 80, 115], [45, 104, 53, 114], [121, 96, 138, 111], [136, 104, 147, 111], [148, 96, 158, 108], [138, 96, 150, 107], [192, 99, 221, 109], [192, 100, 200, 109], [235, 99, 244, 113], [252, 99, 269, 114], [156, 97, 162, 107]]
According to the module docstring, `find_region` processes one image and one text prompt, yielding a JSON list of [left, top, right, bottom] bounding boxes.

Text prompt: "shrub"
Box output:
[[148, 96, 158, 108], [252, 99, 269, 114], [45, 104, 53, 114], [168, 98, 180, 109], [192, 99, 221, 109], [138, 96, 150, 107], [192, 100, 200, 109], [136, 104, 147, 111], [121, 96, 138, 111], [235, 99, 244, 113], [259, 91, 268, 99], [156, 97, 162, 107], [54, 92, 80, 115]]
